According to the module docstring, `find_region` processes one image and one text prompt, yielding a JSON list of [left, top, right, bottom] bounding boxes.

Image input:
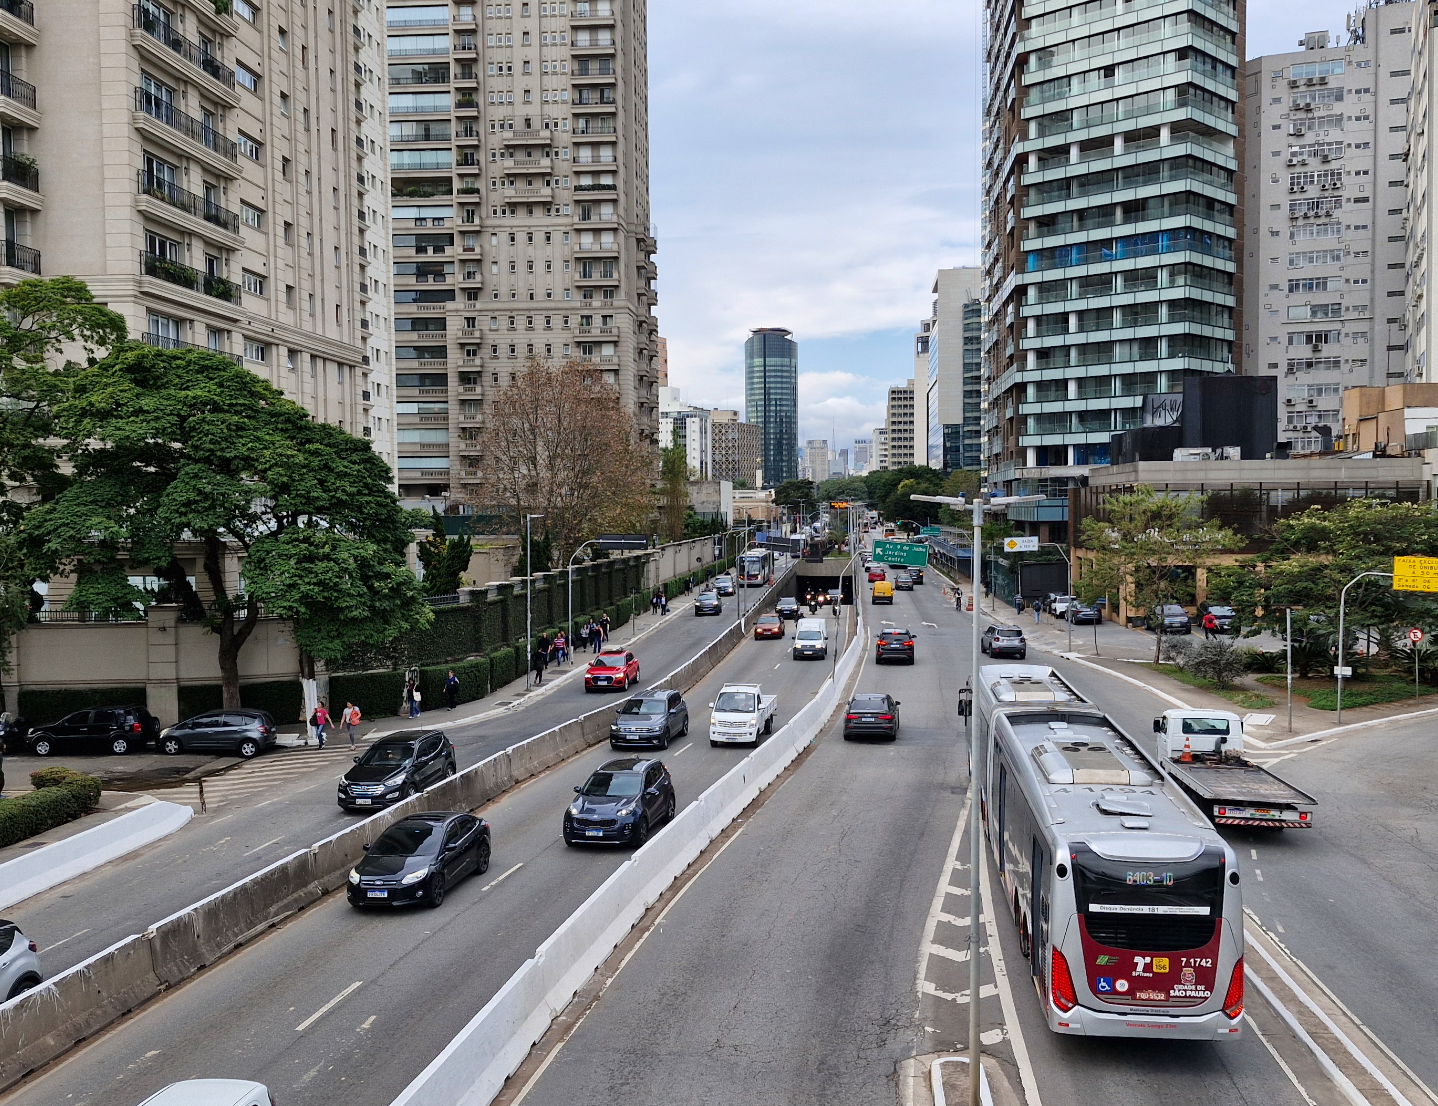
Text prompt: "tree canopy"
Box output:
[[863, 465, 946, 523], [815, 475, 869, 504], [771, 478, 816, 509], [415, 509, 474, 597]]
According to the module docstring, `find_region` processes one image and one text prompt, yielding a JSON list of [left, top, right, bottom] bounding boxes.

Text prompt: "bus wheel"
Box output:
[[1019, 917, 1032, 960]]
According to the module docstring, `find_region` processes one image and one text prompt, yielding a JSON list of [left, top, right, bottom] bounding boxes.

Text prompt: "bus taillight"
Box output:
[[1222, 958, 1244, 1020], [1051, 947, 1077, 1013]]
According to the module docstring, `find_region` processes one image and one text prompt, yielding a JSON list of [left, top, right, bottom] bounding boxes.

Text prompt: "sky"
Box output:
[[647, 0, 1363, 457]]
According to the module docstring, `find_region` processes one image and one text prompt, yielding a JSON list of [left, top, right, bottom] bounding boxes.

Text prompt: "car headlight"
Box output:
[[348, 869, 360, 885], [569, 802, 582, 816], [382, 778, 403, 792], [400, 867, 430, 885], [616, 802, 639, 818]]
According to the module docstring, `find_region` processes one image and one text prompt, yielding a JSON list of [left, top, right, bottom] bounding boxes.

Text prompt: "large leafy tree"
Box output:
[[771, 478, 816, 509], [25, 345, 430, 706], [815, 475, 868, 504], [1078, 485, 1242, 661], [863, 464, 946, 524], [659, 425, 689, 542]]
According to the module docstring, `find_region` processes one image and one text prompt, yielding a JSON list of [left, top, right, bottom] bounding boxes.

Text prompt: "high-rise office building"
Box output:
[[884, 379, 916, 468], [710, 408, 761, 485], [1407, 6, 1438, 388], [923, 266, 983, 472], [657, 386, 710, 480], [982, 0, 1243, 498], [385, 0, 659, 507], [19, 0, 392, 461], [1244, 10, 1413, 452], [744, 326, 797, 486], [801, 437, 829, 483], [852, 437, 872, 473]]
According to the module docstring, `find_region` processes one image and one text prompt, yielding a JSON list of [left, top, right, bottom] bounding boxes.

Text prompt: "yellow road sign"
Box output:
[[1003, 536, 1039, 553], [1394, 555, 1438, 592]]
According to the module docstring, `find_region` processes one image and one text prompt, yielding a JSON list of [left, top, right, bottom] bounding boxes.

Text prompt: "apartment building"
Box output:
[[912, 319, 929, 465], [852, 436, 871, 473], [385, 0, 659, 507], [658, 385, 709, 479], [15, 0, 387, 451], [744, 326, 797, 486], [873, 425, 889, 470], [1244, 5, 1414, 453], [1409, 1, 1438, 385], [922, 266, 983, 472], [800, 437, 829, 483], [981, 0, 1244, 498], [883, 379, 916, 468], [655, 332, 666, 385], [710, 408, 761, 486]]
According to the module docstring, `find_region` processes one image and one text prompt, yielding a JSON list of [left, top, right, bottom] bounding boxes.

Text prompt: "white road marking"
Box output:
[[480, 863, 523, 892], [244, 836, 285, 853], [1255, 869, 1263, 881], [774, 663, 782, 670], [937, 912, 986, 927], [39, 929, 90, 953], [980, 823, 1044, 1106], [945, 884, 972, 896], [295, 981, 363, 1032], [920, 979, 999, 1004], [1276, 921, 1286, 933], [670, 745, 689, 756], [1251, 849, 1259, 860], [359, 1016, 376, 1031], [922, 622, 938, 628], [925, 942, 984, 965]]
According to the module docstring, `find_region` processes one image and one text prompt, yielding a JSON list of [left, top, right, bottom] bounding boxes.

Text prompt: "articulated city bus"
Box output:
[[737, 550, 773, 587], [976, 665, 1245, 1039]]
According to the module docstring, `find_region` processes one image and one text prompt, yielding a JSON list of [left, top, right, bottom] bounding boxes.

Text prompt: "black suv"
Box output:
[[338, 730, 457, 811], [875, 628, 916, 665], [564, 757, 676, 847], [843, 693, 900, 741], [694, 591, 723, 615], [1149, 604, 1193, 635], [981, 625, 1028, 659], [775, 597, 802, 620], [610, 690, 689, 749], [29, 706, 160, 757], [160, 709, 279, 759]]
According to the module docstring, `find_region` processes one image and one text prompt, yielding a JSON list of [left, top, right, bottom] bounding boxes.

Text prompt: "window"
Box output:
[[279, 91, 289, 115], [241, 202, 264, 229], [244, 339, 267, 362], [236, 63, 260, 93], [238, 132, 262, 160], [1291, 60, 1344, 78], [234, 0, 255, 20], [243, 270, 266, 296], [283, 220, 293, 243]]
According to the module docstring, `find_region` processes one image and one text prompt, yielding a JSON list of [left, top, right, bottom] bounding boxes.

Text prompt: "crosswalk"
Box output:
[[162, 742, 359, 811]]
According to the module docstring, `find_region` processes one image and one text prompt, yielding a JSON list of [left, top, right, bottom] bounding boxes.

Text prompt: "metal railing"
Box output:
[[0, 0, 35, 26], [132, 8, 236, 87], [138, 331, 244, 365], [139, 251, 242, 303], [2, 239, 39, 273], [137, 170, 240, 232], [0, 153, 37, 192], [134, 88, 239, 161], [0, 69, 35, 109]]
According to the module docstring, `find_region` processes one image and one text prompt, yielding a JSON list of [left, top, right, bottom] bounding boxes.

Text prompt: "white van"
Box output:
[[792, 618, 829, 660]]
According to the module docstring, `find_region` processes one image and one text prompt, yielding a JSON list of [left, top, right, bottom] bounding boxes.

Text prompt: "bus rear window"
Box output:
[[1072, 844, 1225, 951]]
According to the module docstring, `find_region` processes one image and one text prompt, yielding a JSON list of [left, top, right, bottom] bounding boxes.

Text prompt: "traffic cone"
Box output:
[[1180, 729, 1193, 763], [967, 597, 974, 612]]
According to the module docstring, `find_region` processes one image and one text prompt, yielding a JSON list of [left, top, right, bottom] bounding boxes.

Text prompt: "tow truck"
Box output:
[[708, 683, 778, 747]]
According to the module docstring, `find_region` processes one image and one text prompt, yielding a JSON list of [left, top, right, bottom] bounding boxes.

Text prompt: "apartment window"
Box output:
[[302, 107, 310, 129], [236, 63, 260, 93], [281, 156, 291, 178], [333, 187, 340, 207], [234, 0, 255, 20], [238, 132, 262, 160], [285, 284, 295, 306], [279, 92, 290, 115], [334, 246, 342, 267], [241, 202, 264, 229], [308, 293, 316, 315], [283, 221, 293, 243], [244, 339, 267, 362], [278, 26, 288, 49], [243, 270, 266, 296]]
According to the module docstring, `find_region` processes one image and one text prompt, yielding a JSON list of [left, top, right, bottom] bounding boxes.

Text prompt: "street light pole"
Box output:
[[912, 491, 1042, 1106], [1336, 569, 1393, 724], [567, 538, 600, 667], [1035, 542, 1073, 655], [1286, 607, 1294, 734], [524, 513, 544, 690]]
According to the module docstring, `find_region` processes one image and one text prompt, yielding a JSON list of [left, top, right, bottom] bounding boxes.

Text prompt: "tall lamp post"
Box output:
[[523, 513, 544, 690], [912, 490, 1043, 1106], [567, 538, 601, 665], [731, 523, 755, 626], [1336, 569, 1393, 724], [1035, 542, 1073, 655]]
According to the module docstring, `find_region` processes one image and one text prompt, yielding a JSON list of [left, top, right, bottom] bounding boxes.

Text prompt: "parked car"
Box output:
[[337, 730, 457, 811], [893, 572, 914, 591], [0, 918, 41, 1001], [1198, 602, 1238, 633], [564, 757, 676, 847], [842, 693, 900, 741], [135, 1081, 276, 1106], [1149, 604, 1193, 635], [694, 591, 724, 615], [981, 625, 1028, 659], [713, 574, 736, 596], [775, 596, 802, 620], [867, 566, 887, 583], [158, 709, 278, 759], [875, 628, 916, 665], [610, 690, 689, 749], [754, 613, 786, 640], [585, 648, 640, 691], [1046, 594, 1077, 618], [347, 811, 490, 909], [1067, 601, 1103, 625], [871, 580, 894, 604], [28, 705, 160, 758]]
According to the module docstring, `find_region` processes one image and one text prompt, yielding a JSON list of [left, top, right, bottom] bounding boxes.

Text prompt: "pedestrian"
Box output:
[[1014, 593, 1025, 616], [600, 612, 611, 640], [955, 588, 963, 612], [538, 631, 551, 660], [402, 681, 415, 720], [583, 618, 596, 652], [1202, 611, 1218, 640], [555, 630, 568, 665], [651, 592, 660, 615], [443, 669, 460, 709], [342, 701, 362, 748], [312, 701, 330, 748], [1032, 599, 1042, 624], [661, 593, 670, 616], [530, 644, 548, 686], [409, 685, 422, 717]]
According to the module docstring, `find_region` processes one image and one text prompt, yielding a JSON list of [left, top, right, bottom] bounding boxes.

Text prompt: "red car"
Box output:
[[585, 648, 641, 692], [867, 567, 886, 583], [753, 613, 786, 639]]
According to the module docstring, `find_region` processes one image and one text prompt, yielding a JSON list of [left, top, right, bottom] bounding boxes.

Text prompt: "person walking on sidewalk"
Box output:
[[1202, 611, 1218, 640], [954, 587, 963, 612], [599, 612, 611, 641], [341, 701, 362, 748], [409, 685, 422, 717], [530, 644, 548, 686], [1032, 599, 1042, 624], [554, 631, 568, 665], [311, 701, 330, 748], [661, 592, 670, 616], [443, 670, 460, 709], [1014, 593, 1024, 617], [651, 592, 660, 616]]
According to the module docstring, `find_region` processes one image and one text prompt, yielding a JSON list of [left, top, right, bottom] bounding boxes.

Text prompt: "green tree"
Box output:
[[415, 509, 474, 597], [863, 465, 945, 523], [26, 345, 429, 706], [815, 475, 869, 504], [660, 426, 689, 541], [772, 478, 816, 509], [1078, 485, 1242, 661], [937, 469, 982, 527]]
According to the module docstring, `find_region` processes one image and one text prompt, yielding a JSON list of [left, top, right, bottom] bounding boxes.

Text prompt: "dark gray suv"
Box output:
[[160, 708, 278, 759], [610, 690, 689, 749]]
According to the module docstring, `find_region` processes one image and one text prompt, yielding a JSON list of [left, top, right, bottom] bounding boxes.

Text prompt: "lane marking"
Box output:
[[359, 1016, 376, 1031], [670, 746, 689, 756], [1251, 1019, 1322, 1106], [922, 622, 938, 628], [1247, 968, 1369, 1106], [480, 863, 523, 892], [774, 663, 782, 670], [1255, 869, 1263, 882], [39, 929, 90, 954], [295, 981, 363, 1032], [1251, 849, 1259, 860], [244, 836, 285, 853], [920, 979, 1000, 1004], [980, 824, 1044, 1106]]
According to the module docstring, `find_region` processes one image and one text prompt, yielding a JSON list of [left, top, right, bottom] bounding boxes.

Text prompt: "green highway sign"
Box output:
[[919, 526, 941, 537], [872, 539, 930, 567]]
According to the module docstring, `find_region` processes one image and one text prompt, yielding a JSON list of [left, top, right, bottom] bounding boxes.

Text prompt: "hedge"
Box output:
[[18, 686, 147, 725], [489, 645, 519, 689], [416, 657, 490, 708], [0, 769, 101, 848], [177, 679, 306, 723], [328, 669, 408, 721], [30, 766, 102, 809]]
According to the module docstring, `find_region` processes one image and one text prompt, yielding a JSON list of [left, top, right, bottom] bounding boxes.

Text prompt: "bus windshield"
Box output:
[[1071, 844, 1225, 951]]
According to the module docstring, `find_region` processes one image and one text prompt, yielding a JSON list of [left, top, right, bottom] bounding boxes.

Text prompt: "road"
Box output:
[[0, 589, 859, 1106], [6, 577, 790, 978]]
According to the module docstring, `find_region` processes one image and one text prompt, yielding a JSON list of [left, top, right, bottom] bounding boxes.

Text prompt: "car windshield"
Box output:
[[715, 576, 732, 583], [758, 615, 780, 623], [851, 696, 886, 708], [699, 592, 717, 601], [359, 743, 414, 767], [1165, 606, 1187, 616], [582, 770, 643, 797], [797, 630, 823, 640], [1208, 606, 1235, 617], [997, 629, 1023, 638], [619, 698, 665, 716], [1181, 716, 1231, 736], [370, 822, 442, 856], [592, 654, 626, 668], [715, 690, 756, 711]]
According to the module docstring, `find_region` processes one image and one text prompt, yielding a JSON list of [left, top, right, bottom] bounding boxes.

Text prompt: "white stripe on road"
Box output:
[[39, 929, 90, 954], [295, 981, 363, 1032], [920, 979, 999, 1004], [480, 863, 523, 892], [244, 836, 285, 853]]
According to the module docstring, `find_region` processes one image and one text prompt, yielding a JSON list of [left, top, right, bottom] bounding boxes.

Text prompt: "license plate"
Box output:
[[586, 829, 604, 837], [355, 798, 372, 806], [367, 889, 388, 898]]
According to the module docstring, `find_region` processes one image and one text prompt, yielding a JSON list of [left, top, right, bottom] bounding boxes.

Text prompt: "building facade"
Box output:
[[801, 437, 829, 483], [658, 385, 710, 479], [873, 425, 889, 470], [884, 379, 916, 468], [710, 408, 761, 486], [1408, 0, 1438, 386], [21, 0, 390, 453], [1244, 6, 1414, 453], [385, 0, 659, 507], [981, 0, 1244, 497], [744, 326, 797, 486], [852, 436, 872, 473], [924, 266, 983, 472]]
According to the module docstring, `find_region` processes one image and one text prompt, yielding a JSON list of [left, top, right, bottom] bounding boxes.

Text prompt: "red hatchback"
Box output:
[[585, 648, 641, 692], [867, 567, 886, 583]]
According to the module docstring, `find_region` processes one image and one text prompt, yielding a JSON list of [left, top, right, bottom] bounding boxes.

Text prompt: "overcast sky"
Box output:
[[650, 0, 1364, 456]]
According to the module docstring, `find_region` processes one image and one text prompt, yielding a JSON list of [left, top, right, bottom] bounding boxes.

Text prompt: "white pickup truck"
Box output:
[[708, 683, 778, 747]]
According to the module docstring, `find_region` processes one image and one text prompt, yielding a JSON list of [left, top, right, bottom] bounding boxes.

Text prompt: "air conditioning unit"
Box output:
[[1290, 210, 1300, 219], [1306, 77, 1317, 86], [1289, 79, 1301, 87], [1289, 185, 1299, 193], [1285, 398, 1297, 405], [1287, 158, 1301, 165], [1312, 344, 1324, 352], [1299, 185, 1309, 192], [1318, 75, 1328, 84], [1307, 398, 1318, 406]]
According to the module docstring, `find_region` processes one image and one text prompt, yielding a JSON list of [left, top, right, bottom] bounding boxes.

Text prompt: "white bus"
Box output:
[[737, 550, 773, 587]]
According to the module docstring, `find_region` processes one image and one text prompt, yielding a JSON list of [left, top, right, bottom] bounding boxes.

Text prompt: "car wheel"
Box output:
[[427, 873, 446, 908], [31, 736, 53, 757], [632, 816, 650, 848], [665, 794, 676, 822], [445, 760, 457, 778], [401, 783, 416, 800], [763, 715, 773, 735], [1018, 651, 1027, 659], [237, 738, 259, 759], [681, 717, 689, 736], [161, 735, 184, 756], [6, 974, 40, 1001], [710, 739, 719, 748], [110, 735, 132, 756], [474, 838, 491, 876]]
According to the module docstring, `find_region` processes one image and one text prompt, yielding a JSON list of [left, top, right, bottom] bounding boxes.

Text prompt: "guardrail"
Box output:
[[0, 560, 799, 1093]]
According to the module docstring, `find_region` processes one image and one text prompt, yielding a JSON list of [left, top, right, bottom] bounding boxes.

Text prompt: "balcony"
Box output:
[[574, 182, 615, 193], [137, 170, 239, 233], [134, 88, 238, 163], [0, 69, 35, 110], [572, 154, 616, 165], [139, 331, 244, 365], [132, 8, 236, 89], [140, 251, 242, 304], [0, 239, 38, 274], [0, 0, 33, 25], [0, 153, 36, 192]]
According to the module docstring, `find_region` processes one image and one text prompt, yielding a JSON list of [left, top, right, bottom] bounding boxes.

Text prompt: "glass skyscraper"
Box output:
[[744, 327, 798, 486]]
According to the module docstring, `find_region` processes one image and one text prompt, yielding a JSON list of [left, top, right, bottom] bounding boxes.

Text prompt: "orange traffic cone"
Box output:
[[1180, 729, 1193, 763], [966, 597, 974, 612]]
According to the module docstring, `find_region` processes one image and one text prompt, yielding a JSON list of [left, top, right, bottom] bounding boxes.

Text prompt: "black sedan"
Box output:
[[564, 757, 676, 847], [875, 628, 916, 664], [1149, 604, 1192, 634], [981, 625, 1028, 659], [908, 567, 925, 585], [1067, 602, 1102, 625], [347, 811, 490, 909], [893, 572, 914, 591], [159, 708, 278, 758], [843, 693, 900, 740], [1199, 603, 1237, 633], [338, 730, 456, 811], [29, 705, 161, 757], [694, 591, 723, 615], [775, 597, 802, 620], [610, 690, 689, 749]]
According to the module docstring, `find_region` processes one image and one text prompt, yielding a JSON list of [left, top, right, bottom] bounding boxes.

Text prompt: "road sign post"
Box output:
[[1410, 627, 1425, 701]]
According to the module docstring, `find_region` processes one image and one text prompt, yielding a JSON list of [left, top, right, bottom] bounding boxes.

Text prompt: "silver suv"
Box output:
[[0, 919, 41, 1001]]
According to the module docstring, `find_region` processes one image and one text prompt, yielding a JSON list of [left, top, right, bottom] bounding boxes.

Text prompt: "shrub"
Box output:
[[18, 686, 147, 725], [1184, 639, 1248, 689], [0, 781, 96, 848], [1237, 648, 1284, 675], [416, 657, 490, 708], [30, 766, 102, 809], [488, 645, 518, 689]]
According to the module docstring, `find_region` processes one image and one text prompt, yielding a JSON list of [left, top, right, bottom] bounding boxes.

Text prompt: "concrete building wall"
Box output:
[[925, 265, 982, 472], [884, 379, 915, 468]]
